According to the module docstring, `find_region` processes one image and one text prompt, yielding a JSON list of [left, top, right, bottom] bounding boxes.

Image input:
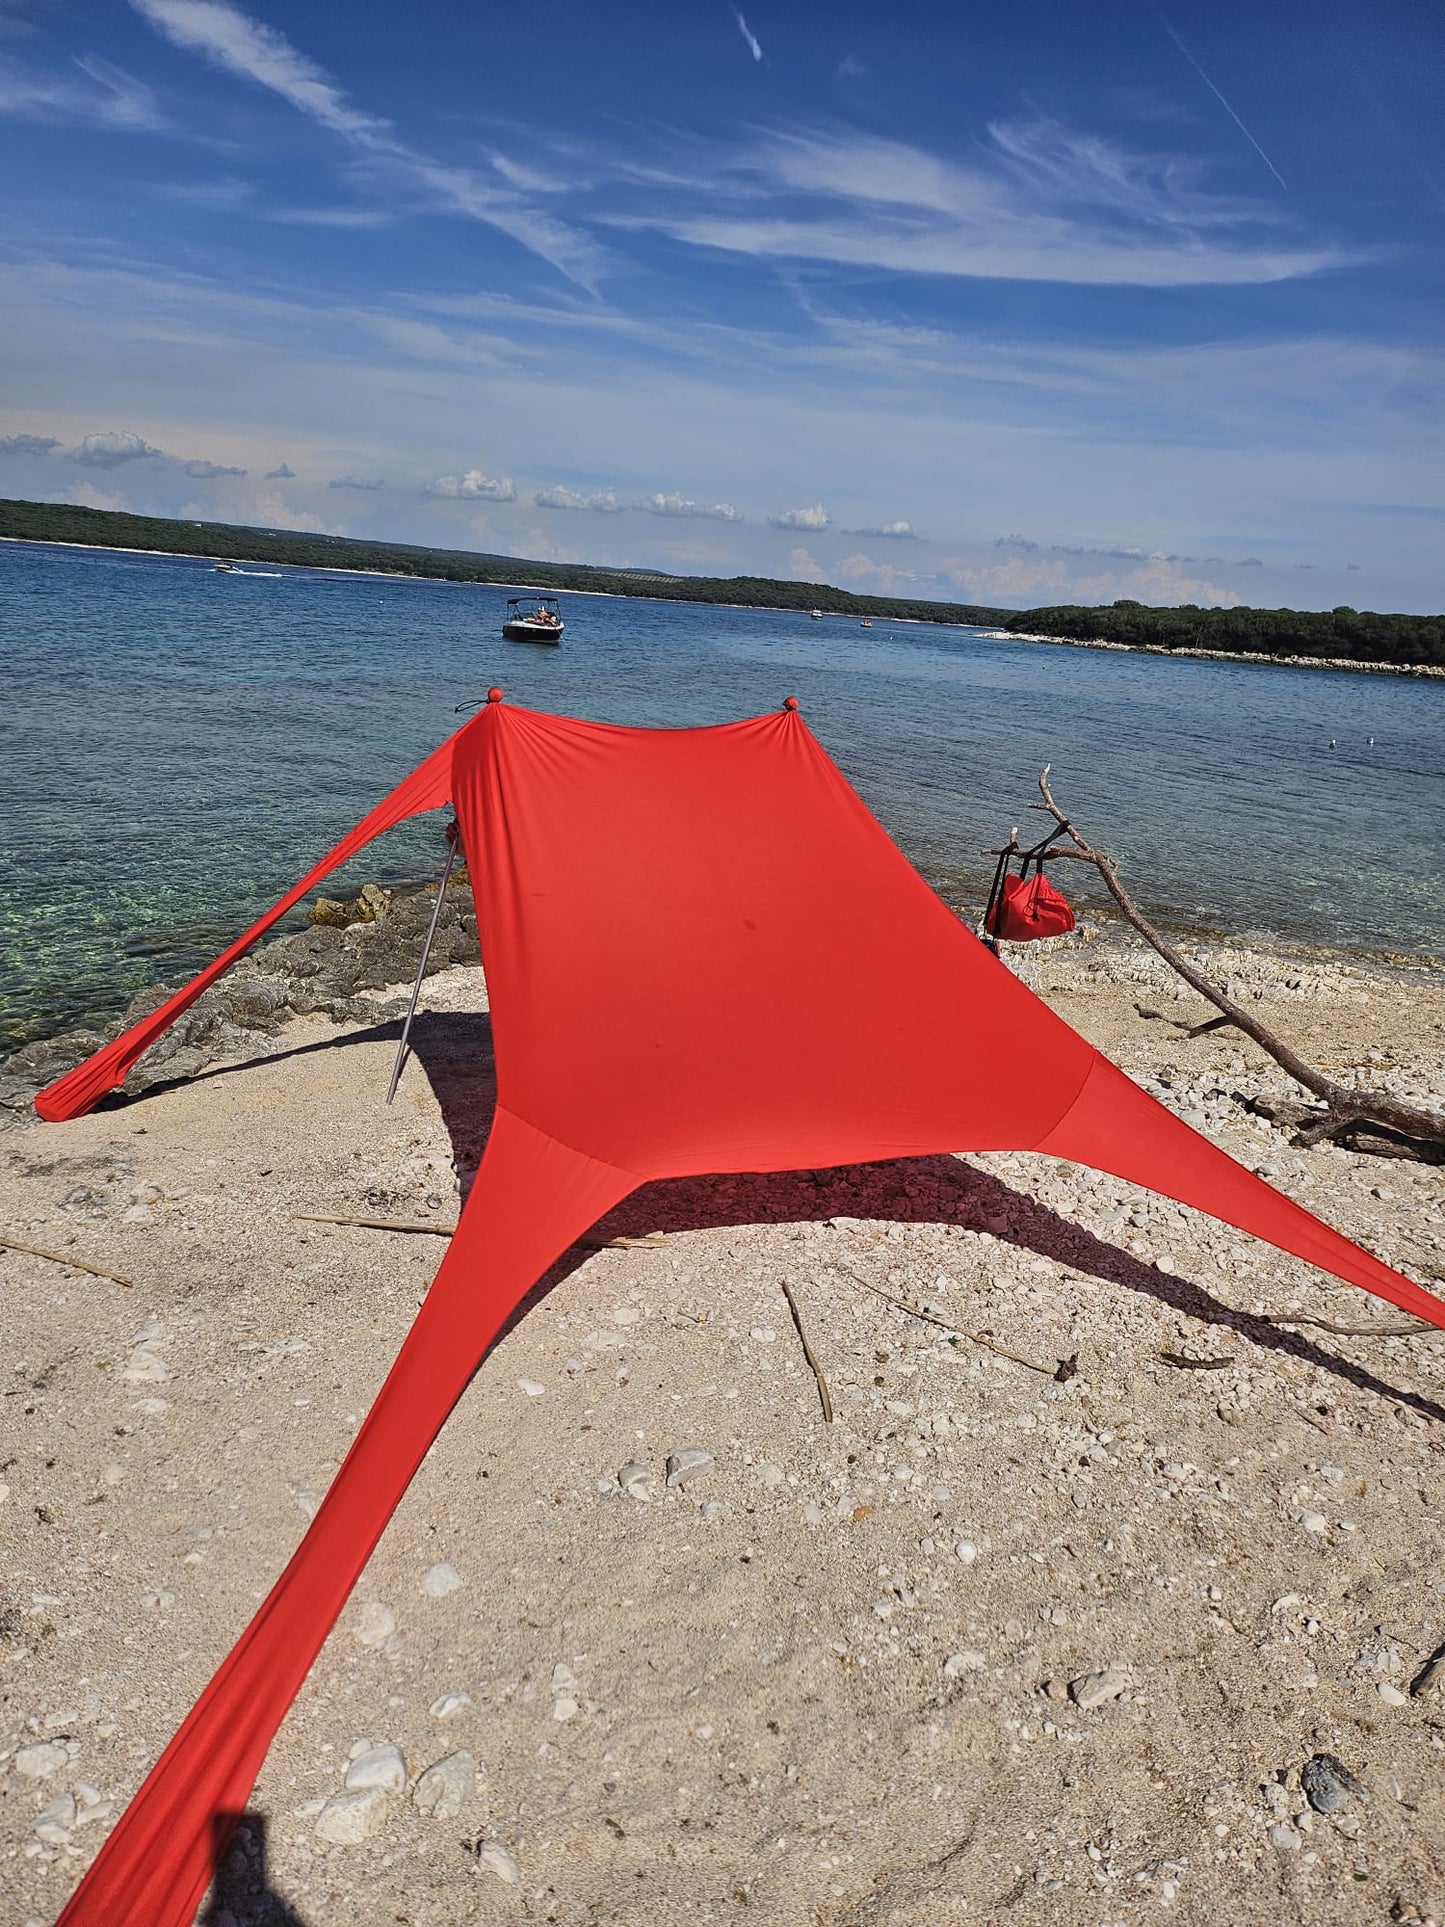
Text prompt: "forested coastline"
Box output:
[[4, 497, 1441, 668]]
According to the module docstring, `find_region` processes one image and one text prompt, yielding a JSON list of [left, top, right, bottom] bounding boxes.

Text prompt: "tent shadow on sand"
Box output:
[[143, 1003, 1443, 1426], [200, 1813, 307, 1927]]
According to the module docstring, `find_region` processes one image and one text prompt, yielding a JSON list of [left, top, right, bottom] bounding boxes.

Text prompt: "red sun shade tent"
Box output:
[[41, 693, 1445, 1927]]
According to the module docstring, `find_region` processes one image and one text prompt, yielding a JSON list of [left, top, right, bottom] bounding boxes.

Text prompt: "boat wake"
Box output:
[[228, 569, 285, 578]]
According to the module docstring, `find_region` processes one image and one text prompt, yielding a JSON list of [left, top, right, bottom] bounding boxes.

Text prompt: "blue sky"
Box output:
[[2, 0, 1442, 610]]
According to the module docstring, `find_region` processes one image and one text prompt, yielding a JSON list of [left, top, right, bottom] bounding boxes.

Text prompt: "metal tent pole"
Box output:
[[385, 823, 459, 1106]]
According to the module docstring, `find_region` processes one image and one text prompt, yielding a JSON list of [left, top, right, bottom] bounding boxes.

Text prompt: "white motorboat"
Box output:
[[502, 595, 564, 644]]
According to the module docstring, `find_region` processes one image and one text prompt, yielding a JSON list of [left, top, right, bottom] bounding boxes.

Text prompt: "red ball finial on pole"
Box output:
[[782, 695, 800, 711], [486, 686, 504, 704]]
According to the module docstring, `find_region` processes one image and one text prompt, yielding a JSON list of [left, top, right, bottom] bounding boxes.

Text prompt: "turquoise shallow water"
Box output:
[[1, 538, 1441, 1048]]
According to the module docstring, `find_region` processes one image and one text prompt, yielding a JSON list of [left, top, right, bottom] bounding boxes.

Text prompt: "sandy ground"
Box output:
[[2, 930, 1443, 1927]]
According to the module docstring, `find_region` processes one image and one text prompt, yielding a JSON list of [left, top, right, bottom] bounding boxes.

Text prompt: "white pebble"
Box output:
[[420, 1562, 464, 1598], [552, 1697, 579, 1722], [33, 1794, 76, 1845], [1377, 1682, 1409, 1707], [1069, 1668, 1130, 1711], [616, 1462, 653, 1501], [1297, 1510, 1328, 1536], [413, 1750, 476, 1820], [15, 1741, 70, 1779], [665, 1448, 714, 1489], [1267, 1823, 1302, 1852], [516, 1378, 546, 1398], [314, 1786, 389, 1845], [429, 1692, 471, 1721], [756, 1462, 786, 1489], [121, 1347, 169, 1384], [353, 1602, 396, 1648], [610, 1306, 641, 1327], [750, 1327, 778, 1344], [955, 1540, 979, 1565], [943, 1650, 987, 1677], [475, 1841, 520, 1883], [344, 1742, 407, 1793]]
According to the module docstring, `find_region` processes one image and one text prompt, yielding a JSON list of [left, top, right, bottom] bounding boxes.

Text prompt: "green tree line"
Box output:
[[4, 498, 1440, 668]]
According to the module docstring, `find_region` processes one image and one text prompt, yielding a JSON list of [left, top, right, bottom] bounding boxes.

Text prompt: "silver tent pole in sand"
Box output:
[[385, 822, 459, 1106]]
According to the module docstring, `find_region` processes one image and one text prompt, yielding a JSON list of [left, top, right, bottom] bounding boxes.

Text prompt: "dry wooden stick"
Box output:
[[1271, 1313, 1437, 1339], [988, 768, 1445, 1154], [294, 1211, 668, 1251], [0, 1236, 134, 1288], [836, 1264, 1061, 1376], [780, 1278, 834, 1423]]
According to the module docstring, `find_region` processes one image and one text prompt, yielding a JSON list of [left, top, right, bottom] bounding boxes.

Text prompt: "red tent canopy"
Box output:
[[44, 694, 1444, 1927]]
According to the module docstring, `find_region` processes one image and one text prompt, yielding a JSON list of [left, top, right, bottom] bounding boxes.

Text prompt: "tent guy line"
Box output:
[[38, 689, 1444, 1927]]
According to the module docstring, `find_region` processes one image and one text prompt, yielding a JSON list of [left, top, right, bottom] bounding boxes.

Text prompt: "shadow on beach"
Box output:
[[201, 1813, 308, 1927], [123, 1003, 1444, 1427]]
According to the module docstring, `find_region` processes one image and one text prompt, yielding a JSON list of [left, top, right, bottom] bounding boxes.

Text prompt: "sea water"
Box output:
[[1, 539, 1441, 1047]]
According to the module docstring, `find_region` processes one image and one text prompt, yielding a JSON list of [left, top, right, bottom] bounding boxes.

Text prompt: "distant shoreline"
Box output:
[[7, 531, 1444, 679], [5, 496, 1444, 673]]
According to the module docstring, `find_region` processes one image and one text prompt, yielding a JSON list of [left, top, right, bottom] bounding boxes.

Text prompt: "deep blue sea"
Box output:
[[2, 538, 1441, 1048]]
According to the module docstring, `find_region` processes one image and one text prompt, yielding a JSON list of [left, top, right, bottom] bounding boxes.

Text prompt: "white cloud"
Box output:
[[0, 53, 162, 130], [839, 550, 919, 591], [634, 490, 742, 521], [0, 433, 60, 455], [183, 456, 247, 478], [788, 547, 825, 581], [70, 428, 165, 468], [852, 519, 914, 539], [426, 468, 517, 502], [942, 552, 1241, 608], [733, 10, 763, 61], [535, 483, 625, 512], [769, 502, 830, 531], [130, 0, 602, 284], [611, 121, 1346, 288], [328, 474, 386, 490], [57, 481, 131, 512]]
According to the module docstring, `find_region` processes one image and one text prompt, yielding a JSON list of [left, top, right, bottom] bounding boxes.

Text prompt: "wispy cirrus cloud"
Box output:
[[129, 0, 603, 285], [605, 119, 1346, 288], [768, 502, 830, 530], [635, 490, 742, 521], [0, 52, 162, 130], [328, 474, 386, 491], [426, 468, 517, 502]]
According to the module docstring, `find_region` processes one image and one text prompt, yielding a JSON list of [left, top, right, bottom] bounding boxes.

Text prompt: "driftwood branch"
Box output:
[[997, 768, 1445, 1155], [780, 1278, 834, 1423], [0, 1235, 134, 1287]]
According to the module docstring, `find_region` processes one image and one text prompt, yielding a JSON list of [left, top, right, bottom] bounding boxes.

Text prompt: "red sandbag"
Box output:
[[986, 869, 1077, 941]]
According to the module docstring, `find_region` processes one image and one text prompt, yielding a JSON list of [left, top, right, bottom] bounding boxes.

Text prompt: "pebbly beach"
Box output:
[[2, 885, 1443, 1925]]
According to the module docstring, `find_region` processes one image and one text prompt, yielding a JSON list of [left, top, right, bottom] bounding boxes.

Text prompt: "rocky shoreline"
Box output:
[[0, 879, 480, 1126]]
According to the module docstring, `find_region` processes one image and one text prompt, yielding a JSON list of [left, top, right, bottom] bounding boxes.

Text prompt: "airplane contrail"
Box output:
[[1161, 17, 1288, 190], [733, 9, 763, 62]]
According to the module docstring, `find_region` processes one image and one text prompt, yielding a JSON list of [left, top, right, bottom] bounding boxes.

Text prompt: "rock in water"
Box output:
[[1301, 1753, 1369, 1815], [344, 1742, 407, 1793], [314, 1786, 389, 1845], [413, 1750, 476, 1821]]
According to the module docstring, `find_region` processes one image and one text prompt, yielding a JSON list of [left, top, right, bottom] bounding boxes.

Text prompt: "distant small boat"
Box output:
[[859, 618, 872, 628], [214, 561, 237, 573], [810, 608, 822, 620], [503, 595, 564, 644]]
